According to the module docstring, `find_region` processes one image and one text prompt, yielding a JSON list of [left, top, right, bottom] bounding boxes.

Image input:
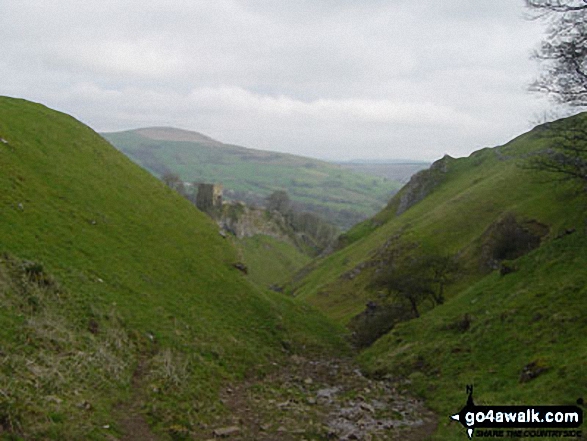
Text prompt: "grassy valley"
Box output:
[[291, 119, 587, 320], [2, 95, 585, 440], [4, 1, 587, 439], [0, 97, 347, 439], [102, 128, 402, 230], [289, 114, 587, 438]]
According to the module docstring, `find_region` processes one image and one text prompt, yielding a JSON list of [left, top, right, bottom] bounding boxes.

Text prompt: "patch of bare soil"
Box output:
[[200, 355, 437, 440], [115, 357, 161, 441]]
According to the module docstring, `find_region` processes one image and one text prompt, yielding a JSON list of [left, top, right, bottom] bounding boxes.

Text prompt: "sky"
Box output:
[[0, 1, 555, 161]]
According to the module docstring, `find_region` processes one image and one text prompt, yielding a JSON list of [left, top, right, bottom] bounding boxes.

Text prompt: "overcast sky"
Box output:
[[0, 1, 554, 161]]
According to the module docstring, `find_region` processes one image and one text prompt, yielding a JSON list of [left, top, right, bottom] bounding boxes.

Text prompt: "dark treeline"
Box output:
[[265, 190, 339, 255]]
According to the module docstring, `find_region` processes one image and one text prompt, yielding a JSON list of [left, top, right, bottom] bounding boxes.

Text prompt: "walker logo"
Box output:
[[450, 386, 583, 439]]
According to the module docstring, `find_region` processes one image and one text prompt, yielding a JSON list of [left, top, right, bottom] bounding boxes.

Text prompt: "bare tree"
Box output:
[[266, 190, 291, 214], [526, 0, 587, 106], [162, 172, 186, 196], [524, 115, 587, 185], [371, 253, 460, 318], [424, 254, 460, 306], [524, 1, 587, 187]]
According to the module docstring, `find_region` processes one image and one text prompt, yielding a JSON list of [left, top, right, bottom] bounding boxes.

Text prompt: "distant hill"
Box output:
[[288, 114, 587, 439], [102, 127, 403, 230], [335, 161, 430, 183], [0, 97, 345, 439]]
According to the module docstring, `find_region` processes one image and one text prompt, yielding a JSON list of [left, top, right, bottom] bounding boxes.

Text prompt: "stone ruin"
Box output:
[[196, 183, 223, 213]]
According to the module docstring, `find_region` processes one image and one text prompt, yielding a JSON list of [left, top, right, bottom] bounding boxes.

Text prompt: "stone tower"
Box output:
[[196, 183, 223, 212]]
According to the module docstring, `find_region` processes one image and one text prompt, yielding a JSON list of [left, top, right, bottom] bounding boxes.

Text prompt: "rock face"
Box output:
[[215, 201, 337, 256], [217, 202, 291, 241], [396, 155, 453, 216], [479, 213, 549, 272]]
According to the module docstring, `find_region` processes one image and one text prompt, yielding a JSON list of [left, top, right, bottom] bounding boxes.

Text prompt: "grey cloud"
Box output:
[[0, 0, 550, 161]]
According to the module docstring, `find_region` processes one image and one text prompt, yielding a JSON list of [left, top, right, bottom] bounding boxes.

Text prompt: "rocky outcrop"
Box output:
[[217, 202, 291, 241], [396, 154, 453, 216], [479, 213, 549, 272]]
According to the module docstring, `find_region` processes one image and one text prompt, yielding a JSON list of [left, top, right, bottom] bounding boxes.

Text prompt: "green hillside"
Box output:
[[289, 114, 587, 439], [337, 161, 430, 183], [0, 97, 346, 440], [291, 117, 587, 321], [102, 128, 401, 230], [235, 235, 311, 289], [359, 231, 587, 440]]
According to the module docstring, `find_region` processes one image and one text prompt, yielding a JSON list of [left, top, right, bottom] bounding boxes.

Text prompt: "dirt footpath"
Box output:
[[204, 355, 437, 440]]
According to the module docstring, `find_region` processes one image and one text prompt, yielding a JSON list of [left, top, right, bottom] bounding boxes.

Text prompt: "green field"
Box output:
[[0, 97, 347, 439], [102, 128, 402, 230]]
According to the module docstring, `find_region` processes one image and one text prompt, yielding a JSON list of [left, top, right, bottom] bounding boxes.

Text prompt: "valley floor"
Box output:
[[186, 355, 437, 441]]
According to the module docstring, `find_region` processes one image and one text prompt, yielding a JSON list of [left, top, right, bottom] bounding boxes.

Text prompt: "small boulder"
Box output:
[[232, 262, 248, 274], [213, 426, 240, 437], [519, 361, 548, 383], [359, 402, 375, 414]]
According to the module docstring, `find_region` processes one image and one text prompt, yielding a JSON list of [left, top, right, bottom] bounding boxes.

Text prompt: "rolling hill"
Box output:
[[0, 97, 346, 439], [336, 161, 430, 183], [101, 127, 402, 230], [288, 114, 587, 439]]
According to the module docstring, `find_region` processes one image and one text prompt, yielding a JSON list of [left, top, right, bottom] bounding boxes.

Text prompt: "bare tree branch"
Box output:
[[521, 115, 587, 187], [527, 0, 587, 106], [526, 0, 587, 13]]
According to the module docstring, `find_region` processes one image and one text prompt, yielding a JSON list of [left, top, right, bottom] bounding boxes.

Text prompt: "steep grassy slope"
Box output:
[[359, 232, 587, 440], [236, 235, 311, 289], [0, 97, 346, 439], [289, 115, 587, 439], [102, 128, 401, 229], [291, 118, 587, 322]]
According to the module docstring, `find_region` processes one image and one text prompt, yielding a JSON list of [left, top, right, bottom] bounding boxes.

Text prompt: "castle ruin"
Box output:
[[196, 183, 223, 213]]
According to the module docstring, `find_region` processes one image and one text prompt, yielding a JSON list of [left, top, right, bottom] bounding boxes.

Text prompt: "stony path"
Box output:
[[200, 355, 437, 440]]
